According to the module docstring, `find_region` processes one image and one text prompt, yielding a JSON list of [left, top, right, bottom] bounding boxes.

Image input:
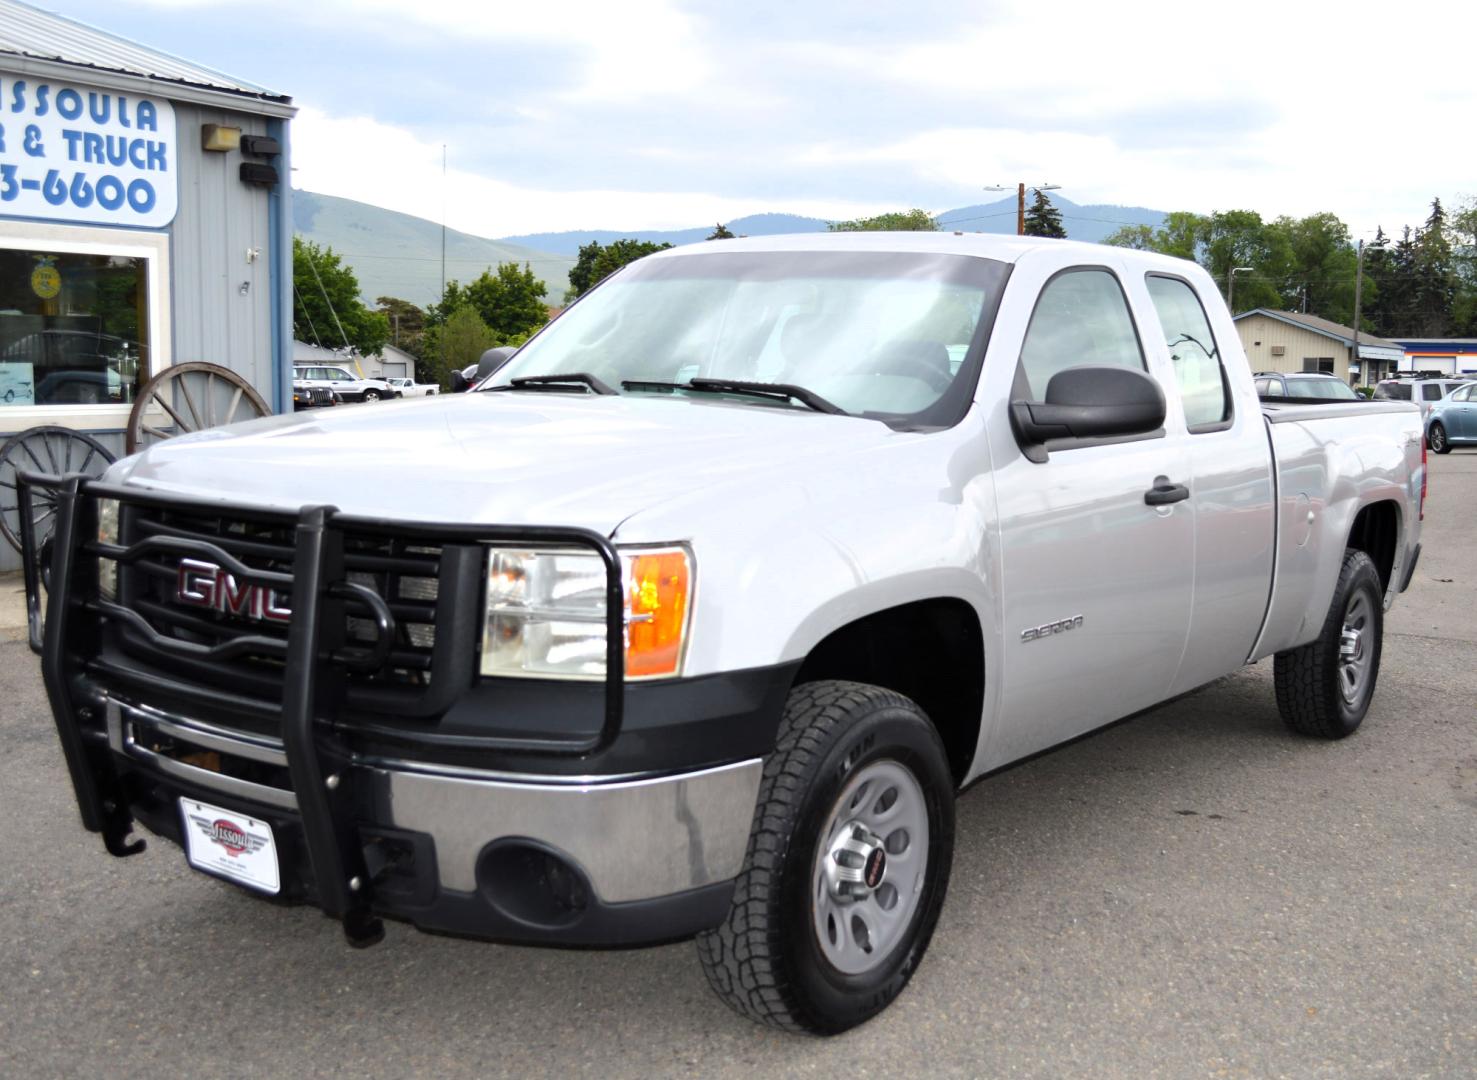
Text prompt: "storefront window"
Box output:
[[0, 247, 149, 407]]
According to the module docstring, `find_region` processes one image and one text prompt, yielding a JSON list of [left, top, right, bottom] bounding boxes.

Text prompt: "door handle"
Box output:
[[1144, 476, 1190, 506]]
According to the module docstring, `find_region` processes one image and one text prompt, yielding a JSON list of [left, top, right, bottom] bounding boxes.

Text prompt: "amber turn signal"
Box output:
[[626, 549, 692, 677]]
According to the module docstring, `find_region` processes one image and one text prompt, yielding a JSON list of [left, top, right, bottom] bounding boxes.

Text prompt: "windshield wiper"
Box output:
[[620, 378, 845, 415], [486, 373, 617, 395]]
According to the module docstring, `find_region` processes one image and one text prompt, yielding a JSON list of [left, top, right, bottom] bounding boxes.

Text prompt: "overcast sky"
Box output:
[[52, 0, 1476, 240]]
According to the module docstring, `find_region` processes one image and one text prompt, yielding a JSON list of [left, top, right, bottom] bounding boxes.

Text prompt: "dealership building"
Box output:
[[0, 0, 293, 570]]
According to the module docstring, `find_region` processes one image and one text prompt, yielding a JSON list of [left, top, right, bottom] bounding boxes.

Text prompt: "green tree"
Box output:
[[436, 306, 499, 379], [375, 296, 427, 356], [1199, 210, 1289, 312], [1269, 213, 1360, 325], [292, 237, 389, 356], [1104, 211, 1205, 260], [1409, 198, 1456, 336], [828, 209, 937, 232], [1023, 189, 1066, 238], [707, 223, 735, 240], [462, 262, 549, 339], [566, 239, 674, 299]]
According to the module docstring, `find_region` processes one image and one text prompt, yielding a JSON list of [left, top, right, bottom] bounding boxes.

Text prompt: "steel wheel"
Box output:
[[126, 362, 270, 454], [0, 426, 115, 554], [811, 759, 930, 975], [1338, 591, 1373, 705]]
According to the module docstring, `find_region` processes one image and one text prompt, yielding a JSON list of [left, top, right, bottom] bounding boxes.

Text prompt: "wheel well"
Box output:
[[1347, 500, 1398, 592], [792, 598, 984, 785]]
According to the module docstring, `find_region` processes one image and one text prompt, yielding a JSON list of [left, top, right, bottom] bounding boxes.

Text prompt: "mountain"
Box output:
[[936, 197, 1167, 243], [290, 191, 1170, 311], [500, 198, 1167, 253], [293, 190, 575, 307], [499, 213, 831, 255]]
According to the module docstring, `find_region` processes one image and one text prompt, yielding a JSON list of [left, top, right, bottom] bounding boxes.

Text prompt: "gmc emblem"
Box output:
[[175, 558, 291, 624]]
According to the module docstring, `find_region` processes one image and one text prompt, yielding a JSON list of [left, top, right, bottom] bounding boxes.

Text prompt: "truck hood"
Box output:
[[108, 392, 903, 534]]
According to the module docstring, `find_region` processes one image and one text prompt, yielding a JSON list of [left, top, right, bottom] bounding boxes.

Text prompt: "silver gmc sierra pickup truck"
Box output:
[[19, 234, 1425, 1034]]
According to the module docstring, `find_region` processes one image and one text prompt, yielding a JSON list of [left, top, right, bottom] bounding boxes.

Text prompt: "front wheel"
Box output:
[[361, 389, 381, 402], [1274, 548, 1384, 738], [697, 681, 955, 1034], [1428, 422, 1450, 454]]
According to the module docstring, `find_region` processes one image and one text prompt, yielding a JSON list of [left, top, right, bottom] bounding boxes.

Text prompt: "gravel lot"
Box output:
[[1, 452, 1473, 1079]]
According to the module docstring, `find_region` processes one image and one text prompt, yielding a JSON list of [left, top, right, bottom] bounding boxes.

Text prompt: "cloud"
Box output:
[[65, 0, 1477, 239], [291, 106, 902, 236]]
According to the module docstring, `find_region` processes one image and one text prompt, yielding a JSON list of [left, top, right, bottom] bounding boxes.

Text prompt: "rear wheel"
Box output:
[[1274, 549, 1384, 738], [697, 681, 955, 1034], [1428, 422, 1450, 454]]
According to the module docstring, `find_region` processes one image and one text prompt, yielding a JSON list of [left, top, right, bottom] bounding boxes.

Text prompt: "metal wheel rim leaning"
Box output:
[[810, 758, 930, 976], [1338, 590, 1373, 705], [126, 361, 271, 455], [0, 425, 116, 554]]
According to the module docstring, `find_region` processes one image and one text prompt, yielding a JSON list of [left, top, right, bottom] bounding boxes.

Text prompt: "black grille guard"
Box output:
[[16, 469, 628, 947]]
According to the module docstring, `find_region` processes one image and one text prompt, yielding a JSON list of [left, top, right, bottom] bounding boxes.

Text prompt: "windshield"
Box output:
[[1285, 377, 1357, 400], [488, 250, 1009, 427]]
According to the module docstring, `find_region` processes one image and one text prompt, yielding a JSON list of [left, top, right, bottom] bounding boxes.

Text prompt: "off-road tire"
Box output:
[[1428, 422, 1450, 454], [1274, 548, 1384, 739], [696, 680, 955, 1034]]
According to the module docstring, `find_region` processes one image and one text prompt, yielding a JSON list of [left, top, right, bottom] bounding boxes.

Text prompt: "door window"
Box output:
[[1421, 383, 1445, 401], [1145, 276, 1230, 429], [1018, 269, 1146, 399]]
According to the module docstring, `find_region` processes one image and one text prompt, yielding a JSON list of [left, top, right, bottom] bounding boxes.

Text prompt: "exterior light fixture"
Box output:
[[201, 124, 241, 152]]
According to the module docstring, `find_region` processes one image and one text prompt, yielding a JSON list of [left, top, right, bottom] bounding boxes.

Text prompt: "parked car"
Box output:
[[1424, 381, 1477, 453], [383, 377, 438, 398], [1374, 376, 1469, 419], [292, 364, 399, 403], [20, 235, 1425, 1035], [1253, 371, 1360, 401], [291, 382, 337, 410]]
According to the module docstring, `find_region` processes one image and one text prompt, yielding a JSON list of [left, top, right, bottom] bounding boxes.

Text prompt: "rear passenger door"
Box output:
[[986, 262, 1195, 767], [1141, 274, 1276, 694]]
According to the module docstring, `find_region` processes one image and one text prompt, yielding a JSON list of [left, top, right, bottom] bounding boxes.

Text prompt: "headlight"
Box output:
[[481, 545, 692, 680], [96, 497, 120, 601]]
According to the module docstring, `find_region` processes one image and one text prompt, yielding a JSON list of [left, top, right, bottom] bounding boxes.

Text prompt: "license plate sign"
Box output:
[[179, 798, 280, 895]]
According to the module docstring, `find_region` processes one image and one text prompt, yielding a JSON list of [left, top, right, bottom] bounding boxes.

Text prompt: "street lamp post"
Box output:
[[1227, 266, 1254, 314], [985, 183, 1062, 236]]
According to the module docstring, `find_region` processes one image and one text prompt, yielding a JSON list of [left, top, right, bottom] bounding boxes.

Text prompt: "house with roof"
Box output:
[[1233, 309, 1403, 387], [0, 0, 293, 571]]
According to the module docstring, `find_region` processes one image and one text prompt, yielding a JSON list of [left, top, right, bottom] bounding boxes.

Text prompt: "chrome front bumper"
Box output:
[[106, 698, 762, 905]]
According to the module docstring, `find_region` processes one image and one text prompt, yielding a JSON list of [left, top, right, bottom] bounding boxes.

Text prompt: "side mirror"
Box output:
[[450, 370, 469, 393], [1010, 366, 1165, 463], [477, 345, 517, 381]]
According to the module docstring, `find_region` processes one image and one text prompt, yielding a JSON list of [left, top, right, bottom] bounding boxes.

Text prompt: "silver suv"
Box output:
[[1374, 376, 1468, 418], [293, 364, 399, 403]]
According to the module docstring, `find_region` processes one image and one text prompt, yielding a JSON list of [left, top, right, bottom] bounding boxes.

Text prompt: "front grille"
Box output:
[[108, 500, 475, 721]]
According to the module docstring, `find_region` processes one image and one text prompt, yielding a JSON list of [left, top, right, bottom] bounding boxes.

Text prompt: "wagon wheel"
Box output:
[[0, 425, 116, 555], [126, 361, 270, 455]]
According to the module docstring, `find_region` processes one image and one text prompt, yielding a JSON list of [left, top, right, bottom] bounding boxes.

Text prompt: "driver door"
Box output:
[[983, 263, 1194, 768]]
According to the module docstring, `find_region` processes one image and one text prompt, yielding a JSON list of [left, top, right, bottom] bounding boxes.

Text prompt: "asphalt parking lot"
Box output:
[[1, 452, 1473, 1079]]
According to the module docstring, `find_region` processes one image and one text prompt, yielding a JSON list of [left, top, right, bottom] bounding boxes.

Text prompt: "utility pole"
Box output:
[[985, 182, 1061, 236], [1350, 239, 1366, 386], [440, 144, 447, 309], [1227, 266, 1253, 314]]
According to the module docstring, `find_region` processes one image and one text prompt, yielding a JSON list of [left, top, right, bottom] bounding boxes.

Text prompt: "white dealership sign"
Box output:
[[0, 74, 177, 228]]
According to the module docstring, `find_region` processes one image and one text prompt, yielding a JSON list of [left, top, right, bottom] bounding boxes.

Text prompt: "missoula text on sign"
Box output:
[[0, 76, 178, 229]]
